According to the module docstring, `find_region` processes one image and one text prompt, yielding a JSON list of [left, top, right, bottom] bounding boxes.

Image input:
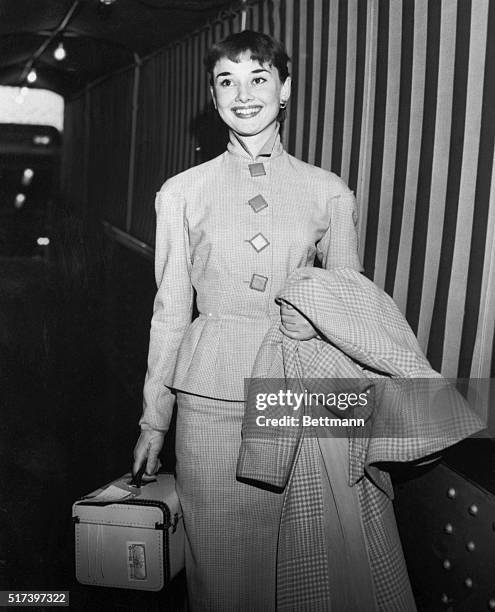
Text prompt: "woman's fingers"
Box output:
[[279, 323, 318, 340], [280, 317, 298, 328], [280, 309, 308, 327], [279, 324, 303, 339], [279, 301, 318, 340]]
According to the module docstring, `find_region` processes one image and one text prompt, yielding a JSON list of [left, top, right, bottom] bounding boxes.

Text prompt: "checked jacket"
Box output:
[[237, 266, 485, 611]]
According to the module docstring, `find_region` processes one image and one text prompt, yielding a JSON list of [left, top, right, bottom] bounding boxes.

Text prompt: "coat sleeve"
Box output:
[[139, 179, 194, 431], [315, 176, 363, 272]]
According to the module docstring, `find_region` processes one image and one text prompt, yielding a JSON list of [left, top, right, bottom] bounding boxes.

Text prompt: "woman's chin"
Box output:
[[228, 120, 277, 139]]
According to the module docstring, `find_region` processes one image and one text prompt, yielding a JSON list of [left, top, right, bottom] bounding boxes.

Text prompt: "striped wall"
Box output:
[[61, 0, 495, 380]]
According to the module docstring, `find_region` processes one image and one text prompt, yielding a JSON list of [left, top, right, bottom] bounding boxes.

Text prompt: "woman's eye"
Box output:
[[219, 79, 232, 87], [252, 77, 266, 85]]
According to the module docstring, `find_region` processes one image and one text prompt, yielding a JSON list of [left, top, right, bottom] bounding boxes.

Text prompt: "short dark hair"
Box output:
[[205, 30, 290, 85]]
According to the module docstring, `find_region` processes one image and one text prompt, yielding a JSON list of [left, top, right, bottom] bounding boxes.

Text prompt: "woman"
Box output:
[[133, 30, 412, 611]]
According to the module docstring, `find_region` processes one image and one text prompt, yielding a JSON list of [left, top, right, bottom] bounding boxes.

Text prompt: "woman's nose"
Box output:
[[235, 83, 253, 103]]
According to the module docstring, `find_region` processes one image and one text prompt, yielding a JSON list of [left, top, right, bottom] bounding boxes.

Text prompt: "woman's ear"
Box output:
[[280, 76, 291, 105], [209, 85, 218, 110]]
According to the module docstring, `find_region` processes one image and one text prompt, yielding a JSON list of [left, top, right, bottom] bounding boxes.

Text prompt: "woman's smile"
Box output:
[[231, 105, 263, 118]]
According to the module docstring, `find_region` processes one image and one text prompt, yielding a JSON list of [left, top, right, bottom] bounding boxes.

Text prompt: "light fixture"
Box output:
[[15, 86, 29, 104], [33, 135, 51, 145], [37, 237, 50, 246], [99, 0, 117, 4], [27, 69, 37, 83], [22, 168, 34, 186], [54, 42, 66, 61], [15, 194, 26, 209]]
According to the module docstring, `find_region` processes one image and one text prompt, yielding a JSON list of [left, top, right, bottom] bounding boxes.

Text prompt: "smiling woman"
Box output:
[[132, 30, 415, 612], [210, 55, 290, 142]]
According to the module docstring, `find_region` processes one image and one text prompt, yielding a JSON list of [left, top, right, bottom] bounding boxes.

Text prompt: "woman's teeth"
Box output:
[[233, 107, 261, 118]]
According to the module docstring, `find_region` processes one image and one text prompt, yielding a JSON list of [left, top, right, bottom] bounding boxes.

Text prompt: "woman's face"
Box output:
[[210, 51, 291, 139]]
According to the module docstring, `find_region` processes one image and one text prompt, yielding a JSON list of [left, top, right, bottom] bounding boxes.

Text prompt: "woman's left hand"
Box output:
[[279, 302, 319, 340]]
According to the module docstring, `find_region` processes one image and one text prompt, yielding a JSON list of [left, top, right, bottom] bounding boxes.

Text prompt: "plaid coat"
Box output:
[[237, 266, 485, 611]]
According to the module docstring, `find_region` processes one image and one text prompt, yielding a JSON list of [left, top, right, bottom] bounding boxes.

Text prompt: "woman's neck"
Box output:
[[234, 122, 278, 159]]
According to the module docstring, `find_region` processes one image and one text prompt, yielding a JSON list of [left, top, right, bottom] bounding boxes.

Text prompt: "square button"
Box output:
[[250, 274, 268, 292], [248, 163, 266, 177], [247, 233, 270, 253], [248, 194, 268, 213]]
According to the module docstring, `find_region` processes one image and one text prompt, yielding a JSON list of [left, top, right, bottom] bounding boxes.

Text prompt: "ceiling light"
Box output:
[[15, 86, 29, 104], [99, 0, 117, 4], [33, 135, 51, 145], [15, 194, 26, 209], [27, 69, 37, 83], [37, 237, 50, 246], [54, 42, 66, 61], [22, 168, 34, 186]]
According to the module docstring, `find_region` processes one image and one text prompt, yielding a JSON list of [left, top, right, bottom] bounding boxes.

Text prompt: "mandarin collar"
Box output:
[[226, 123, 283, 162]]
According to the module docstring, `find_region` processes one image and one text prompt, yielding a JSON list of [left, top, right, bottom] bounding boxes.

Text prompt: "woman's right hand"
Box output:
[[132, 429, 166, 478]]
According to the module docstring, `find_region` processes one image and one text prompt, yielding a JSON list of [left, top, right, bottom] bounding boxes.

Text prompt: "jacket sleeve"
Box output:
[[139, 179, 194, 431], [316, 177, 363, 272]]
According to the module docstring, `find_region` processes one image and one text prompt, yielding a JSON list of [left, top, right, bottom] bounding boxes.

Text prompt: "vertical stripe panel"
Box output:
[[288, 0, 301, 154], [442, 0, 489, 376], [356, 0, 378, 259], [470, 161, 495, 378], [464, 0, 495, 378], [363, 0, 390, 279], [313, 0, 332, 166], [260, 0, 267, 31], [384, 0, 414, 293], [306, 0, 323, 165], [281, 0, 293, 148], [373, 0, 402, 290], [233, 11, 242, 34], [301, 0, 314, 162], [428, 0, 472, 370], [405, 0, 441, 332], [199, 29, 207, 113], [173, 45, 181, 175], [319, 0, 340, 169], [416, 0, 457, 353], [393, 0, 428, 313], [273, 0, 282, 39], [295, 0, 308, 159], [266, 0, 275, 35], [252, 2, 259, 30], [330, 0, 348, 174], [185, 39, 193, 168], [348, 0, 367, 193], [163, 53, 170, 180], [340, 0, 358, 184]]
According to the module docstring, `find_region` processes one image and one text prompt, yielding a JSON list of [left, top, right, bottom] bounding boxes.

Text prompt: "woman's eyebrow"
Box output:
[[214, 67, 270, 80]]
